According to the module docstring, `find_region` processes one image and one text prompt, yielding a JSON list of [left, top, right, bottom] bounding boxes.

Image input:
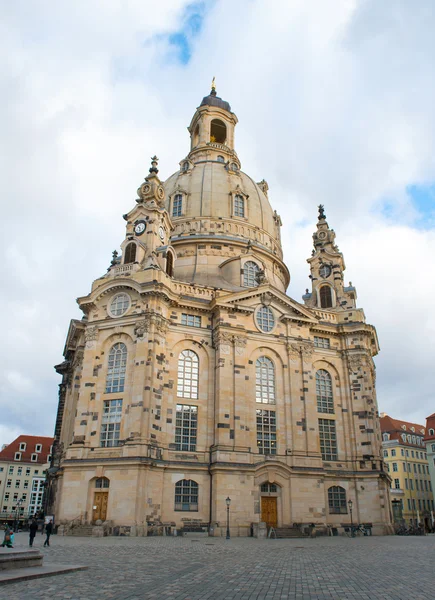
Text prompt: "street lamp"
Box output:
[[14, 497, 25, 532], [348, 499, 355, 538], [225, 497, 231, 540]]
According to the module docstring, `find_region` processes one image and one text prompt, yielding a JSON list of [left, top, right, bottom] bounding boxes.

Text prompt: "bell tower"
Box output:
[[110, 156, 175, 275], [303, 205, 357, 311]]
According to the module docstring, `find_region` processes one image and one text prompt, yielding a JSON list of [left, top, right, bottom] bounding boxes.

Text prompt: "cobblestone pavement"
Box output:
[[3, 532, 435, 599]]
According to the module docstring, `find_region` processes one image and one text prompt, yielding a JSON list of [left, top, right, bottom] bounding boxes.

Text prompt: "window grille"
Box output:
[[95, 478, 110, 488], [105, 343, 127, 393], [255, 357, 275, 404], [100, 399, 123, 448], [256, 306, 275, 332], [256, 409, 277, 455], [234, 195, 245, 217], [328, 486, 347, 514], [110, 293, 130, 317], [175, 404, 198, 451], [316, 369, 334, 413], [318, 419, 337, 461], [174, 479, 198, 511], [173, 194, 183, 217], [177, 350, 199, 399], [314, 336, 330, 348], [181, 314, 201, 328], [243, 261, 260, 287]]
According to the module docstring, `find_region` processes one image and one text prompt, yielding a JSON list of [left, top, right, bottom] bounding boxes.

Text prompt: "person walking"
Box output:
[[29, 517, 38, 547], [1, 525, 14, 548], [43, 519, 53, 547]]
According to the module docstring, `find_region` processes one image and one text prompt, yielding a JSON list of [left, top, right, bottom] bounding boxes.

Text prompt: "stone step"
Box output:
[[0, 549, 43, 571], [68, 526, 93, 536], [274, 527, 308, 539]]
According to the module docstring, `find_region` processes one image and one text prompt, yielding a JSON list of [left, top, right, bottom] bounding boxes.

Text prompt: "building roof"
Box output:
[[380, 415, 426, 447], [200, 91, 231, 113], [0, 435, 53, 465], [424, 413, 435, 441]]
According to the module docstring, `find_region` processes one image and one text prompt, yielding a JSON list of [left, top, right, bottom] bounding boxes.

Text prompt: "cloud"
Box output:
[[1, 0, 435, 446]]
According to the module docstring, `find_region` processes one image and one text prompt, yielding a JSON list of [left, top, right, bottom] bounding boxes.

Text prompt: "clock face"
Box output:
[[319, 264, 331, 278], [158, 226, 165, 241], [134, 221, 146, 235]]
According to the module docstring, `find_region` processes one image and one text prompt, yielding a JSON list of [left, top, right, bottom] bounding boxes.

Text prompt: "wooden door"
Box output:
[[261, 497, 277, 528], [93, 492, 108, 522]]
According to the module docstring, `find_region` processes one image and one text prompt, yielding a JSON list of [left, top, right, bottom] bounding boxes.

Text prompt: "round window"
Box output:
[[109, 293, 130, 317], [256, 305, 275, 333]]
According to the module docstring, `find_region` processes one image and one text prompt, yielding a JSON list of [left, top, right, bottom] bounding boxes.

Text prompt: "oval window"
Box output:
[[109, 293, 130, 317], [256, 306, 275, 333]]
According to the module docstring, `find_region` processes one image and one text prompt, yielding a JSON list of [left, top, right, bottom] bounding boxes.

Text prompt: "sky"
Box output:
[[1, 0, 435, 447]]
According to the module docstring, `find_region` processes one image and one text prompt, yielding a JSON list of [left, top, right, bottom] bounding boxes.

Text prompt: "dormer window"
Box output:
[[410, 427, 415, 432], [382, 433, 390, 441], [243, 261, 260, 287], [217, 155, 225, 163], [173, 194, 183, 217], [230, 162, 239, 171], [35, 444, 42, 453], [234, 195, 245, 218], [401, 425, 406, 430], [31, 454, 38, 462], [182, 161, 189, 172], [210, 119, 226, 144], [124, 242, 136, 264], [319, 285, 333, 308], [19, 442, 26, 451], [429, 428, 434, 436], [14, 452, 21, 461]]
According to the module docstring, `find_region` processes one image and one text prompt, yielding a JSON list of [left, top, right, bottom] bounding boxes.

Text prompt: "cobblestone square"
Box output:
[[3, 533, 434, 599]]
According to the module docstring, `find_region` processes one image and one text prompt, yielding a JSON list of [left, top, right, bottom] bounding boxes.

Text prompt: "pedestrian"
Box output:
[[1, 525, 13, 548], [29, 517, 38, 547], [43, 519, 53, 547]]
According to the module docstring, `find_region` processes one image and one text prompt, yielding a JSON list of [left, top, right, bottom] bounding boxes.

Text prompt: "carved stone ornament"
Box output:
[[85, 326, 98, 343], [72, 348, 84, 370], [347, 353, 365, 373], [134, 319, 150, 339], [212, 330, 233, 350], [135, 311, 168, 338], [287, 343, 314, 360]]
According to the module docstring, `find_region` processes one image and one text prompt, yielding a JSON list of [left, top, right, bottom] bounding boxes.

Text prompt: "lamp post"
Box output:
[[348, 499, 355, 538], [225, 496, 231, 540], [14, 497, 25, 532]]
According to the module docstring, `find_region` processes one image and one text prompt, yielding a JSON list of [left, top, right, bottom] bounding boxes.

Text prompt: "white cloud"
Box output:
[[1, 0, 435, 445]]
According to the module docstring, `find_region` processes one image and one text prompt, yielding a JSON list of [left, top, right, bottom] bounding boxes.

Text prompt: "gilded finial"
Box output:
[[211, 76, 217, 96], [149, 155, 159, 174]]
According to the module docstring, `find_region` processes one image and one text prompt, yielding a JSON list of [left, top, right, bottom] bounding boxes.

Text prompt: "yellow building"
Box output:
[[380, 414, 434, 529], [49, 85, 391, 536]]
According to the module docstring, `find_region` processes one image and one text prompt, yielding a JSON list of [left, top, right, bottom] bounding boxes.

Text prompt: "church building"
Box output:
[[50, 85, 391, 535]]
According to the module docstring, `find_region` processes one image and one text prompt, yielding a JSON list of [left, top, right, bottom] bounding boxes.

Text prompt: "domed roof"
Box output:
[[164, 161, 281, 256], [200, 91, 231, 113]]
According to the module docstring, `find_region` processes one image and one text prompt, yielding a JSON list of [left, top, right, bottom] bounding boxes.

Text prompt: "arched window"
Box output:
[[166, 251, 174, 277], [217, 155, 225, 163], [328, 486, 347, 514], [320, 285, 333, 308], [429, 429, 434, 436], [193, 125, 199, 147], [182, 161, 189, 172], [95, 477, 110, 489], [316, 370, 334, 414], [174, 479, 198, 511], [260, 482, 278, 493], [243, 261, 260, 287], [210, 119, 226, 144], [256, 356, 275, 404], [124, 242, 136, 264], [173, 194, 182, 217], [383, 433, 390, 441], [234, 195, 245, 217], [105, 343, 127, 393], [177, 350, 199, 399]]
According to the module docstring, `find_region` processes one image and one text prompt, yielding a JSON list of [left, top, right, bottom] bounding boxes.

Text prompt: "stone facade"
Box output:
[[50, 86, 391, 535]]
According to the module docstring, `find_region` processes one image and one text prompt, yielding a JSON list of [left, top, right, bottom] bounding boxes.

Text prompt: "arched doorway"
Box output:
[[92, 477, 110, 522], [260, 482, 280, 528]]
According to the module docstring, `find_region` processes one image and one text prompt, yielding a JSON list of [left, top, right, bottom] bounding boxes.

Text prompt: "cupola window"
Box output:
[[182, 161, 189, 172], [319, 285, 333, 308], [166, 251, 174, 277], [256, 306, 275, 333], [230, 162, 239, 171], [173, 194, 183, 217], [243, 261, 260, 287], [210, 119, 226, 144], [217, 155, 225, 163], [124, 242, 136, 264], [234, 195, 245, 218]]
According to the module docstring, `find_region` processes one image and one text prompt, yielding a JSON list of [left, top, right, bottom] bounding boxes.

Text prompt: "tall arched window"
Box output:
[[328, 486, 347, 514], [173, 194, 182, 217], [105, 343, 127, 393], [256, 356, 275, 404], [234, 195, 245, 217], [243, 261, 260, 287], [177, 350, 199, 399], [166, 251, 174, 277], [124, 242, 136, 264], [210, 119, 226, 144], [316, 369, 334, 413], [320, 285, 333, 308], [174, 479, 198, 511]]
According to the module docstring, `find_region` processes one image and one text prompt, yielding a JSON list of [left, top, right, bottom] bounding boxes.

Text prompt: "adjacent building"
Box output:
[[0, 435, 53, 522], [424, 412, 435, 518], [380, 414, 434, 528], [49, 85, 391, 535]]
